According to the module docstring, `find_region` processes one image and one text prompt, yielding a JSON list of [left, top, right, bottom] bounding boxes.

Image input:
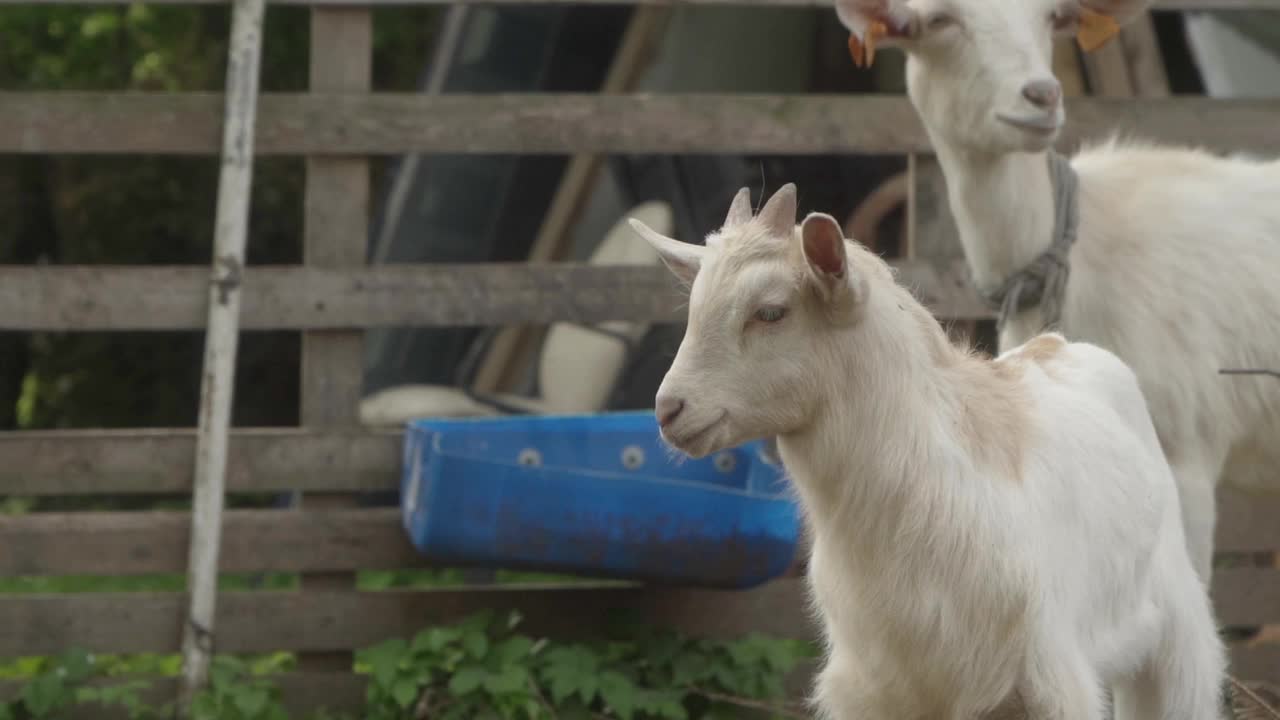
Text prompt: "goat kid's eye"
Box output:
[[753, 305, 789, 324]]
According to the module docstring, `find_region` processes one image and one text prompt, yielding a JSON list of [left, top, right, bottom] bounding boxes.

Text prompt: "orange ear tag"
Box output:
[[848, 21, 888, 68], [1076, 8, 1119, 52]]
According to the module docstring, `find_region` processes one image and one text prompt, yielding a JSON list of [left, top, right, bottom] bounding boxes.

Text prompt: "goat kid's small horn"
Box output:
[[628, 218, 677, 247], [724, 187, 753, 229], [757, 182, 798, 237]]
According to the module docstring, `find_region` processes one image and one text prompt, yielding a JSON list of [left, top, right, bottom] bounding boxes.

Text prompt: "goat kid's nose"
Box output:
[[656, 395, 685, 429], [1021, 78, 1062, 110]]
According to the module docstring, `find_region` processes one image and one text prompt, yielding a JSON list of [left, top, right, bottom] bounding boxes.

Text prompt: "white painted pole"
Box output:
[[178, 0, 265, 710]]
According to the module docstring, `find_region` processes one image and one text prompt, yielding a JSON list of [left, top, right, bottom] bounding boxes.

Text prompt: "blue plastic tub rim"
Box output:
[[400, 410, 795, 521]]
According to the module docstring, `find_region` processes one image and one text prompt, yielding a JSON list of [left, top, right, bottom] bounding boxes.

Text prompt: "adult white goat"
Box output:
[[630, 183, 1226, 720], [835, 0, 1280, 583]]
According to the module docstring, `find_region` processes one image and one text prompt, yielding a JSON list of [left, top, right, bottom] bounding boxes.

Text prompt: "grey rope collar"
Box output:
[[977, 151, 1080, 333]]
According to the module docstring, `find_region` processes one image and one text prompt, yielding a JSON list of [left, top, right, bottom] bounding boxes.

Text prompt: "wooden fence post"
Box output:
[[178, 0, 266, 708], [298, 6, 372, 672]]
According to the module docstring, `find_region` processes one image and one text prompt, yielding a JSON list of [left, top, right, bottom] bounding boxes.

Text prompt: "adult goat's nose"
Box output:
[[656, 395, 685, 429], [1021, 78, 1062, 110]]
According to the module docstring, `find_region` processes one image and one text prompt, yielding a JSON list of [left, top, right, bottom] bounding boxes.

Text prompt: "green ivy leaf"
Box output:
[[598, 671, 638, 720], [412, 627, 460, 655], [232, 686, 270, 718], [391, 677, 419, 709], [364, 639, 408, 691], [463, 630, 489, 660], [448, 666, 486, 696], [481, 665, 527, 695], [541, 646, 599, 705], [641, 689, 688, 720], [459, 610, 496, 636], [494, 636, 534, 667], [189, 691, 220, 720], [55, 648, 96, 684], [670, 650, 708, 687], [0, 703, 14, 720], [22, 672, 68, 717]]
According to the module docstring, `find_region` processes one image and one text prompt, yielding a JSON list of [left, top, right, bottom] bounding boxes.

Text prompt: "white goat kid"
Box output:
[[631, 184, 1226, 720], [835, 0, 1280, 585]]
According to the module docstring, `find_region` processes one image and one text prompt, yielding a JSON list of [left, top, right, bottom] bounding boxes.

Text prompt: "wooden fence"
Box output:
[[0, 0, 1278, 714]]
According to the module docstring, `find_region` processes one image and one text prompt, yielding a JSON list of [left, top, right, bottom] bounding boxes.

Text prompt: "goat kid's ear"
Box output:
[[801, 212, 862, 305], [629, 219, 703, 285], [834, 0, 915, 68], [723, 187, 753, 230]]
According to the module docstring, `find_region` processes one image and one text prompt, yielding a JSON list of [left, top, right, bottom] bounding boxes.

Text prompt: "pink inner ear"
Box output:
[[803, 221, 846, 278]]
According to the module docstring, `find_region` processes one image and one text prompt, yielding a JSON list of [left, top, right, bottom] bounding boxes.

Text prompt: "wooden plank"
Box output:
[[1081, 36, 1135, 97], [0, 0, 1272, 7], [7, 93, 1280, 156], [1120, 14, 1172, 97], [0, 428, 400, 495], [1214, 569, 1280, 627], [0, 509, 422, 576], [0, 581, 816, 656], [1216, 488, 1280, 552], [1232, 645, 1280, 684], [0, 261, 992, 330], [300, 5, 373, 674]]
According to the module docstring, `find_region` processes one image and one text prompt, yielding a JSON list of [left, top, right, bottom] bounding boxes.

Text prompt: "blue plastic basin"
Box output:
[[400, 411, 801, 589]]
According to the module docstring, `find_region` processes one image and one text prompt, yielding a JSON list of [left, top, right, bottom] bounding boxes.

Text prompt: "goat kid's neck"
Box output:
[[933, 142, 1056, 294], [778, 319, 973, 549]]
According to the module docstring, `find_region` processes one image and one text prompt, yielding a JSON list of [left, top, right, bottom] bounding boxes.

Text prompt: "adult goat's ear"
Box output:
[[833, 0, 916, 68], [1082, 0, 1152, 25], [801, 212, 864, 307], [629, 219, 703, 285]]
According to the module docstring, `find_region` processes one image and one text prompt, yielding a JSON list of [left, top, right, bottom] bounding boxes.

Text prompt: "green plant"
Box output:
[[0, 648, 153, 720], [358, 610, 817, 720], [188, 656, 287, 720], [0, 615, 815, 719]]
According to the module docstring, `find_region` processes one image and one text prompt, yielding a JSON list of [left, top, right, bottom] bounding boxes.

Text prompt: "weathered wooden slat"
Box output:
[[1214, 569, 1280, 627], [1232, 644, 1280, 685], [0, 0, 1271, 8], [5, 93, 1280, 156], [0, 509, 421, 576], [0, 429, 400, 495], [0, 581, 817, 656], [0, 260, 991, 330], [299, 5, 374, 673], [1216, 488, 1280, 552], [0, 583, 1274, 678]]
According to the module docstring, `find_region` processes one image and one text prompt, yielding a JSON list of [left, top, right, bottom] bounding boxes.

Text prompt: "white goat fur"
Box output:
[[631, 184, 1226, 720], [835, 0, 1280, 584]]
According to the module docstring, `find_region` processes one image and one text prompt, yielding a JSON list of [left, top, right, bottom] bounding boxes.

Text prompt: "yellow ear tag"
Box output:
[[848, 21, 887, 68], [1076, 8, 1119, 52]]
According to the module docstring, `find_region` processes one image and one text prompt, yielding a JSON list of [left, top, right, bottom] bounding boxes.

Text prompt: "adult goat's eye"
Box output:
[[1051, 6, 1080, 32], [925, 12, 955, 31], [753, 305, 789, 324]]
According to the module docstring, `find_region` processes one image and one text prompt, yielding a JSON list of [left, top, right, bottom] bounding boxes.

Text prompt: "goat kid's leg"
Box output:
[[1020, 644, 1107, 720], [811, 652, 909, 720]]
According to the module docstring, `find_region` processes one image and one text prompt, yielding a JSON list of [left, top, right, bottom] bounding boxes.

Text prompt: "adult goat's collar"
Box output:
[[977, 151, 1079, 333]]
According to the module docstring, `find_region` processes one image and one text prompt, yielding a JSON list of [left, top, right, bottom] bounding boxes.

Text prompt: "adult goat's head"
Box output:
[[835, 0, 1150, 153], [630, 183, 881, 458]]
